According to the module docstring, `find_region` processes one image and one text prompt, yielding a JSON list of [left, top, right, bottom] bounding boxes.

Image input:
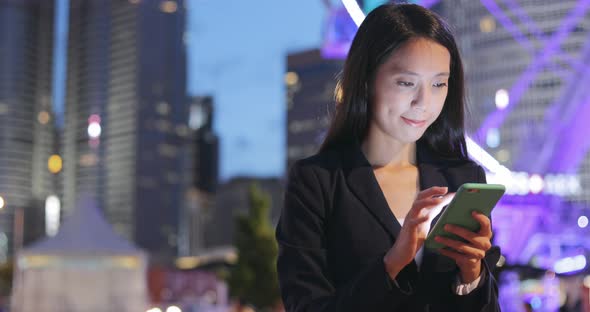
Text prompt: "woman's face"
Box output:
[[369, 37, 451, 144]]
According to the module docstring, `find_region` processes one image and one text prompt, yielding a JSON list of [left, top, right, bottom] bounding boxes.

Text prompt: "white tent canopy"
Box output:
[[11, 196, 149, 312]]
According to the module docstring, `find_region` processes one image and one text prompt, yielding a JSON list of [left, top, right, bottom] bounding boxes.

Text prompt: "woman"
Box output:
[[276, 3, 501, 312]]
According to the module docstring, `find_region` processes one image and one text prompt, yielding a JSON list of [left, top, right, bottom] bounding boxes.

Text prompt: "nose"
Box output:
[[411, 84, 429, 112]]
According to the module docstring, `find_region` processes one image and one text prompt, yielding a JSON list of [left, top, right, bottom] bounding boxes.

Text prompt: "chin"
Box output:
[[398, 130, 427, 143]]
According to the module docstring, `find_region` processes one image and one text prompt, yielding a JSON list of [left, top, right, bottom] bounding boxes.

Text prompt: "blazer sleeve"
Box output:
[[276, 161, 414, 312], [444, 165, 501, 312]]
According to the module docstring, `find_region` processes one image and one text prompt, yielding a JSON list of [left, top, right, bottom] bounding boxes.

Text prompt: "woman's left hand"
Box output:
[[434, 211, 492, 283]]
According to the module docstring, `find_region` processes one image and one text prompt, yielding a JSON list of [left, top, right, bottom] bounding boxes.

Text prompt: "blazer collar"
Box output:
[[341, 139, 450, 241]]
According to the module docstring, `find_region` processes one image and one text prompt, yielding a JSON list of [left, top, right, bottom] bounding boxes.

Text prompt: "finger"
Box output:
[[439, 192, 455, 203], [472, 212, 492, 238], [415, 197, 445, 210], [438, 248, 478, 264], [406, 214, 430, 227], [434, 236, 486, 260], [408, 197, 444, 218], [444, 224, 492, 251], [416, 186, 448, 200]]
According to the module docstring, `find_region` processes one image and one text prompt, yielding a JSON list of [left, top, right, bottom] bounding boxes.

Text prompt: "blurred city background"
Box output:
[[0, 0, 589, 311]]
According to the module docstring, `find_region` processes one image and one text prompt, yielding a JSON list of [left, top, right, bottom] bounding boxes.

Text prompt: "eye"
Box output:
[[397, 81, 415, 87], [433, 82, 448, 88]]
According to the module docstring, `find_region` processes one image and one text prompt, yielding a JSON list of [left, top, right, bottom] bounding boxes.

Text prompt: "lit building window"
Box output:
[[175, 125, 189, 137], [578, 216, 589, 228], [45, 195, 61, 237], [38, 111, 50, 125], [183, 32, 191, 45], [479, 16, 496, 33], [528, 174, 544, 194], [0, 103, 8, 115], [160, 1, 178, 13], [156, 102, 170, 115], [495, 89, 509, 110], [189, 104, 206, 130], [285, 72, 299, 87], [48, 155, 63, 174], [486, 128, 500, 148], [496, 149, 510, 163], [166, 306, 181, 312], [88, 114, 102, 138], [79, 154, 99, 167]]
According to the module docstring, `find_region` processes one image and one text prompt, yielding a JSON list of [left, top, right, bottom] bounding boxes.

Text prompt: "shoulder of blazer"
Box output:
[[444, 160, 486, 183], [290, 146, 349, 175], [287, 147, 352, 217]]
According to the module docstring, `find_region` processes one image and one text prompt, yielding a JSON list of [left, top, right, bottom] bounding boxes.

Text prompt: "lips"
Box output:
[[401, 116, 427, 127]]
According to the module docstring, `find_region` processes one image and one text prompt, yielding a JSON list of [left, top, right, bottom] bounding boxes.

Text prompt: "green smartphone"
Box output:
[[424, 183, 506, 250]]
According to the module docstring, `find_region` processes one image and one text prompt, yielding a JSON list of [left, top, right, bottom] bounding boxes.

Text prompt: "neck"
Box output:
[[361, 133, 417, 169]]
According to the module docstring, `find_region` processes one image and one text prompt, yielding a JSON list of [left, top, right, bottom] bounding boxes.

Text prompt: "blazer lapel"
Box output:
[[416, 140, 450, 191], [342, 144, 402, 240], [340, 141, 458, 241]]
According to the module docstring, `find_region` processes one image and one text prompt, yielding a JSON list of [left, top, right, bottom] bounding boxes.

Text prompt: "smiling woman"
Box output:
[[276, 3, 501, 312]]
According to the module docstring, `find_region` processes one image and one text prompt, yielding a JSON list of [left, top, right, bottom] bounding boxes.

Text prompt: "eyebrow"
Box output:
[[390, 69, 450, 77]]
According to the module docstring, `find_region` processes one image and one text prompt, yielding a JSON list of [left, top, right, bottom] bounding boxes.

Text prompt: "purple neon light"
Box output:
[[476, 0, 590, 141], [419, 0, 441, 8], [518, 27, 590, 173], [548, 99, 590, 173], [479, 0, 534, 51], [501, 0, 578, 71], [500, 0, 544, 43]]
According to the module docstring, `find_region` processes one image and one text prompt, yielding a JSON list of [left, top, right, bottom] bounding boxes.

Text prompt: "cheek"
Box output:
[[427, 95, 447, 124], [374, 93, 408, 115], [432, 92, 448, 115]]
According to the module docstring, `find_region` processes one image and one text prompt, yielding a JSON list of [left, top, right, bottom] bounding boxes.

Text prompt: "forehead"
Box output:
[[379, 38, 451, 75]]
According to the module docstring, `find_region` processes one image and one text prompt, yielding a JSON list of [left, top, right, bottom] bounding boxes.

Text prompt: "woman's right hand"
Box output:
[[383, 186, 449, 279]]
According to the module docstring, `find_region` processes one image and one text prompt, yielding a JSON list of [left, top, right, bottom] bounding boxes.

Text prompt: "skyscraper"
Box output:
[[63, 0, 189, 259], [0, 0, 57, 259], [286, 49, 343, 171], [178, 95, 219, 255], [188, 96, 219, 195]]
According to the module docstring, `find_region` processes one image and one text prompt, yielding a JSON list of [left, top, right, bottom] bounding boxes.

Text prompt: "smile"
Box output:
[[401, 117, 427, 128]]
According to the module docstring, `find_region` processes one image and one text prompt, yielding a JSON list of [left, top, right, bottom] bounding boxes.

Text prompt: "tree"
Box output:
[[228, 183, 281, 310]]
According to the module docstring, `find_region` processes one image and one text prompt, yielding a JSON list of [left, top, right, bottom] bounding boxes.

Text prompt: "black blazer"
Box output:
[[276, 140, 501, 312]]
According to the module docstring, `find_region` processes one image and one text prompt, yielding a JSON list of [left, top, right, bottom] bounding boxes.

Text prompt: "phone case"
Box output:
[[424, 183, 505, 250]]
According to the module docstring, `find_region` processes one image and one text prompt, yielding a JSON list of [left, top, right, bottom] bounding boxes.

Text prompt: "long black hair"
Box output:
[[320, 3, 469, 160]]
